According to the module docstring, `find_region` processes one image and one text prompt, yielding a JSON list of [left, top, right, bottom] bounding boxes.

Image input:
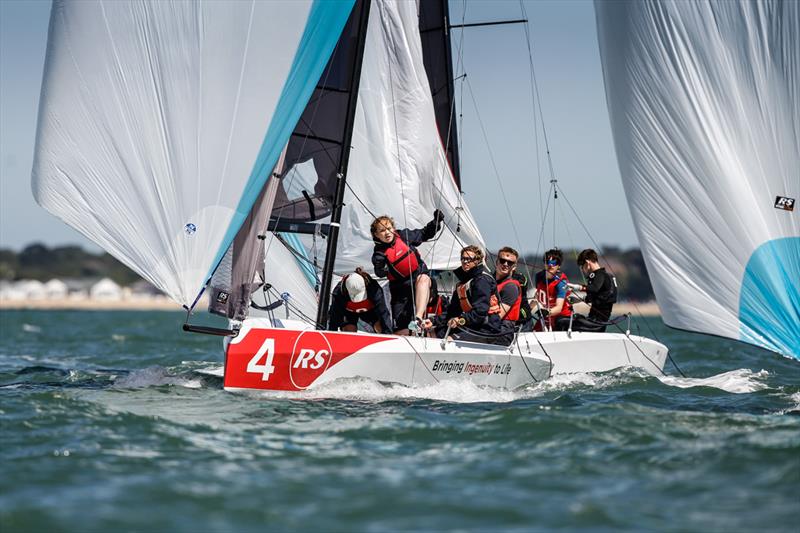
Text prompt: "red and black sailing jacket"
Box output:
[[496, 277, 522, 322], [383, 233, 420, 281]]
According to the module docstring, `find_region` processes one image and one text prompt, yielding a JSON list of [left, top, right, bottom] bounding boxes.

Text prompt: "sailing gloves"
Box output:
[[433, 209, 445, 230]]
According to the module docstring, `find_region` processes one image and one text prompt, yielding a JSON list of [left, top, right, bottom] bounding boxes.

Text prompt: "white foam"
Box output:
[[659, 368, 770, 394], [245, 377, 521, 404], [113, 366, 202, 389]]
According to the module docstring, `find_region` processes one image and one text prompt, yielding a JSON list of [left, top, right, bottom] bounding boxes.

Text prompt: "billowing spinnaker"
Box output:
[[31, 0, 355, 306], [596, 0, 799, 357]]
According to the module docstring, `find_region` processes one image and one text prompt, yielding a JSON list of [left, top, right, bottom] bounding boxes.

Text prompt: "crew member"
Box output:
[[569, 248, 618, 332], [533, 248, 572, 331], [511, 269, 535, 331], [493, 247, 523, 341], [422, 245, 509, 345], [371, 210, 444, 334], [328, 268, 392, 333]]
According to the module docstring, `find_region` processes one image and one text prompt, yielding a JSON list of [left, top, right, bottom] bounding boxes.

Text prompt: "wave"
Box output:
[[659, 368, 771, 394]]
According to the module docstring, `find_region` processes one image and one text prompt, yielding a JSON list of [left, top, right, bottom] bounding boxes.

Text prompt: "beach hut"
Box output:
[[18, 280, 47, 300], [90, 278, 122, 301], [44, 279, 68, 299]]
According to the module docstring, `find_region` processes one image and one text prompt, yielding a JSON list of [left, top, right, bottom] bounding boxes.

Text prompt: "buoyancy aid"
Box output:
[[345, 298, 375, 313], [384, 233, 420, 281], [426, 294, 445, 317], [496, 277, 522, 322], [456, 273, 501, 315], [535, 272, 573, 317], [342, 274, 376, 313]]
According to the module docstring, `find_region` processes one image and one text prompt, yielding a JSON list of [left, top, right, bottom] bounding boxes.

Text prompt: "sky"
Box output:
[[0, 0, 639, 255]]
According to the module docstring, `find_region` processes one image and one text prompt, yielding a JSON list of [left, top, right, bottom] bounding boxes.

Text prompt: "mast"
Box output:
[[315, 0, 372, 330]]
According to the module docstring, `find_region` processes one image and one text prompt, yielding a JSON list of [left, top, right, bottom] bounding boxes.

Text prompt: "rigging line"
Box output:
[[263, 285, 317, 326], [275, 232, 352, 278], [514, 335, 540, 383], [554, 183, 664, 345], [555, 191, 579, 263], [518, 0, 548, 235], [532, 179, 556, 263], [382, 5, 419, 325], [430, 3, 470, 272], [528, 330, 554, 379], [608, 320, 669, 378], [400, 336, 440, 382], [463, 76, 528, 274]]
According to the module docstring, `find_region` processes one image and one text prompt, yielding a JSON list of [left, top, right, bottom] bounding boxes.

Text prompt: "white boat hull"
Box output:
[[222, 319, 668, 392]]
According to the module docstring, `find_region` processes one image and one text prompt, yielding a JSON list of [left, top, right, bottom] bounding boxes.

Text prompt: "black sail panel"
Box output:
[[419, 0, 461, 189], [271, 0, 371, 222], [208, 0, 369, 319]]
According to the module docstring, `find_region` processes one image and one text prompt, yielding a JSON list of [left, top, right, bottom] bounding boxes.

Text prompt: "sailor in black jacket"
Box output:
[[328, 269, 392, 333], [371, 211, 443, 334], [571, 248, 618, 332], [423, 245, 509, 345]]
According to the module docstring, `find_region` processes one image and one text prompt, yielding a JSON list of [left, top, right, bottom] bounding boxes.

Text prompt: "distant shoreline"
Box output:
[[1, 299, 662, 316]]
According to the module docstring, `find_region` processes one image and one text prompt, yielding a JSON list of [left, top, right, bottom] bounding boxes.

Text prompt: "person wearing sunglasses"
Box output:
[[492, 246, 523, 323], [421, 245, 509, 345], [493, 246, 535, 332], [533, 248, 573, 331]]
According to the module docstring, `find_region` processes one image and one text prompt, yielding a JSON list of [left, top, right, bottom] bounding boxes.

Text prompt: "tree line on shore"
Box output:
[[0, 243, 657, 301]]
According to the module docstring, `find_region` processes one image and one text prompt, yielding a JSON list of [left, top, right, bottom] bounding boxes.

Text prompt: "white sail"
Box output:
[[335, 0, 485, 273], [596, 0, 799, 358], [31, 0, 356, 307]]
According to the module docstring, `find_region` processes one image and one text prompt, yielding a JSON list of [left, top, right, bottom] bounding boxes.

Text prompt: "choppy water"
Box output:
[[1, 310, 798, 532]]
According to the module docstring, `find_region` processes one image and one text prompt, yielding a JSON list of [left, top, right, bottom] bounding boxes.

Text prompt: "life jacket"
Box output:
[[496, 277, 522, 322], [342, 274, 375, 313], [535, 271, 573, 321], [456, 273, 501, 315], [426, 294, 445, 317], [384, 233, 420, 281], [345, 298, 374, 313]]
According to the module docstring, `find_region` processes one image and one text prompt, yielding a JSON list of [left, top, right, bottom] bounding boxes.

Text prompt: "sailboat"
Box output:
[[31, 0, 668, 393], [595, 0, 799, 360]]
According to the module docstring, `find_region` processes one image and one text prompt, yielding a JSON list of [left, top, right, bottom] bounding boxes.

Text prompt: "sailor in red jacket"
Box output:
[[371, 211, 443, 334], [533, 248, 573, 331], [328, 269, 392, 333]]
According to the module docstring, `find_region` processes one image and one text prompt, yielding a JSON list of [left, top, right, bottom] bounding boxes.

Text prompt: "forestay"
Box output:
[[596, 0, 799, 357], [32, 0, 355, 306]]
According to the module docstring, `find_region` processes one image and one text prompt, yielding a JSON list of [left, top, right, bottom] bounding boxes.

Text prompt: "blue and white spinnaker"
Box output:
[[596, 0, 799, 358]]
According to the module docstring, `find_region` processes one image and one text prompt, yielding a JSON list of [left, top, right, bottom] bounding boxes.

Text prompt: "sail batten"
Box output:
[[597, 0, 799, 358]]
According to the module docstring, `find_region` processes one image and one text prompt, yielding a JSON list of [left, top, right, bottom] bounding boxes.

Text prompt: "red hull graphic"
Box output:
[[224, 328, 393, 391]]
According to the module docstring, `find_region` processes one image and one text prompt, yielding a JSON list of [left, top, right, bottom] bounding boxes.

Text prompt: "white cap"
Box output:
[[345, 273, 367, 302]]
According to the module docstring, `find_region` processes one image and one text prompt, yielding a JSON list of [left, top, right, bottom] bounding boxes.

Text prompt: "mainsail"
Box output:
[[32, 0, 356, 307], [596, 0, 799, 358]]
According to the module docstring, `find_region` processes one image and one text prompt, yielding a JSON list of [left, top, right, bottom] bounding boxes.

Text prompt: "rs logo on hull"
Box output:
[[293, 349, 330, 370], [243, 332, 333, 389]]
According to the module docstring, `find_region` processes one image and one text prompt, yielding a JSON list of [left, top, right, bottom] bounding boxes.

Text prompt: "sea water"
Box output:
[[1, 310, 798, 532]]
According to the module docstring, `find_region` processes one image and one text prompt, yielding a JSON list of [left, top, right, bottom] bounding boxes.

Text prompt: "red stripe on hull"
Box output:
[[224, 328, 394, 391]]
